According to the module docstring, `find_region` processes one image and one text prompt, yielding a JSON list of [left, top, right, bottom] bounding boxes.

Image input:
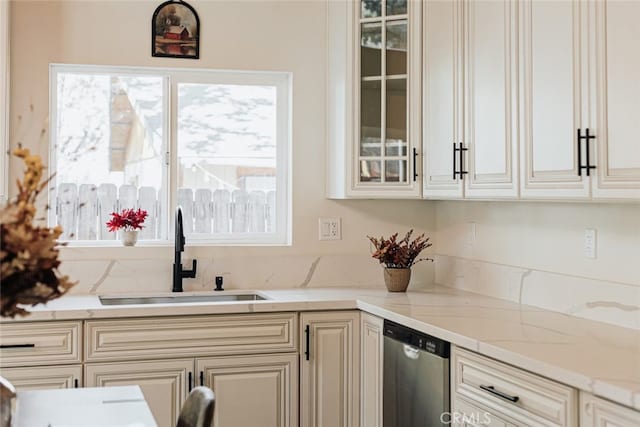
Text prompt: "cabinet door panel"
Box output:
[[423, 0, 464, 198], [592, 0, 640, 199], [464, 0, 518, 198], [0, 365, 81, 391], [520, 0, 589, 198], [580, 392, 640, 427], [198, 354, 297, 427], [85, 359, 192, 427], [300, 311, 359, 427], [360, 313, 383, 427]]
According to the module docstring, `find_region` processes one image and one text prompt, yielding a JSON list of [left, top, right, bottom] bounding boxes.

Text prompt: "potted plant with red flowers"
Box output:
[[106, 208, 148, 246], [367, 230, 432, 292]]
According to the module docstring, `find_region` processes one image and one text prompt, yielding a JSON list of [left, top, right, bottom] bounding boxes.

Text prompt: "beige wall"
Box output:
[[8, 0, 436, 283], [436, 201, 640, 287]]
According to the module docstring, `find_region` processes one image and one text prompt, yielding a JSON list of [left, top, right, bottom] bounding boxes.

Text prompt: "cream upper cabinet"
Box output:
[[519, 0, 590, 199], [360, 313, 383, 427], [423, 0, 518, 199], [580, 392, 640, 427], [300, 311, 360, 427], [327, 0, 422, 199], [591, 0, 640, 199]]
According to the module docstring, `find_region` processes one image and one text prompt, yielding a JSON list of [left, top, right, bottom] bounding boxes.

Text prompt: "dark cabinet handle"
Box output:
[[0, 344, 35, 349], [577, 128, 596, 176], [304, 324, 310, 361], [453, 142, 468, 180], [452, 142, 457, 180], [74, 379, 79, 388], [480, 385, 519, 403], [412, 148, 418, 181], [188, 372, 193, 392], [199, 371, 204, 386]]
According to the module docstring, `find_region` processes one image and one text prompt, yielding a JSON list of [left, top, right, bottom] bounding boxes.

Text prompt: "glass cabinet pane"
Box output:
[[361, 80, 382, 156], [361, 0, 382, 18], [385, 160, 407, 182], [386, 0, 407, 16], [385, 78, 407, 156], [361, 23, 382, 77], [386, 21, 407, 76], [361, 160, 382, 182]]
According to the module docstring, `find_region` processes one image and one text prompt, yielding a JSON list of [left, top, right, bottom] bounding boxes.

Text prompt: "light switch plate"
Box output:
[[319, 218, 341, 240], [584, 228, 597, 259]]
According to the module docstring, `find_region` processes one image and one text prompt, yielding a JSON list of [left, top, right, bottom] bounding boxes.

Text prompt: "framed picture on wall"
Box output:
[[152, 0, 200, 59]]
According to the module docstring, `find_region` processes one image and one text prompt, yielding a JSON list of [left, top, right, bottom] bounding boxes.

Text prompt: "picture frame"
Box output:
[[152, 0, 200, 59]]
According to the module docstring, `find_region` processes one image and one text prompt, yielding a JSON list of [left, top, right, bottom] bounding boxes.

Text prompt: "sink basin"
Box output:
[[99, 293, 268, 306]]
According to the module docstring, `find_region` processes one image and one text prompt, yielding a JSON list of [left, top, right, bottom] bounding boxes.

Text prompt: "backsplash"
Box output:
[[60, 253, 435, 295], [435, 254, 640, 331]]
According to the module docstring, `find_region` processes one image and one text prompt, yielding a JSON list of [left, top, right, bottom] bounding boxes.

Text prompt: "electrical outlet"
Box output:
[[319, 218, 341, 240], [466, 222, 476, 248], [584, 228, 597, 259]]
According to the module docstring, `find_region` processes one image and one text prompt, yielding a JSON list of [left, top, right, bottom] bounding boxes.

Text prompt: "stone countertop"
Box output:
[[2, 286, 639, 411]]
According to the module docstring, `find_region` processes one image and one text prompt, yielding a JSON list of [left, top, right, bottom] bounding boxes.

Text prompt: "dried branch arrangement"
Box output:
[[367, 229, 433, 269], [0, 148, 75, 317]]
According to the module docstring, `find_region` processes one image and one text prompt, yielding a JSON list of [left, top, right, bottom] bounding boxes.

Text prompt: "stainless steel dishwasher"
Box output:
[[383, 320, 450, 427]]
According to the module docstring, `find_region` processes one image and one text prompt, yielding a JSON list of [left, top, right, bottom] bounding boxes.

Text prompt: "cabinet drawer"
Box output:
[[0, 321, 81, 367], [580, 392, 640, 427], [452, 347, 577, 427], [0, 365, 82, 390], [85, 313, 297, 362]]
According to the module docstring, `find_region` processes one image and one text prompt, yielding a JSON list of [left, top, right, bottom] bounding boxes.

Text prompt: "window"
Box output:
[[49, 64, 291, 245]]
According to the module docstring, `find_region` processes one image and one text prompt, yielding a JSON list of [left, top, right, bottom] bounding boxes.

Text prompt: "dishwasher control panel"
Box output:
[[383, 320, 450, 358]]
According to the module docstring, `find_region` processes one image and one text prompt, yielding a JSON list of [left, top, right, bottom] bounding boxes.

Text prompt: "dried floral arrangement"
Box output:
[[0, 148, 75, 317], [106, 208, 148, 232], [367, 229, 433, 269]]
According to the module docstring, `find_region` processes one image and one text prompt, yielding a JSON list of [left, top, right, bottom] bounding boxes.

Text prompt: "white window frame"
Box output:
[[49, 64, 292, 246]]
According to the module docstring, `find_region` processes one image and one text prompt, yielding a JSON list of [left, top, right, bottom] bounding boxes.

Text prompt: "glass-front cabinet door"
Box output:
[[327, 0, 421, 198]]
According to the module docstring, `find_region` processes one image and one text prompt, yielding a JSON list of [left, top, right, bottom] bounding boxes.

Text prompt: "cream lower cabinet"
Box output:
[[84, 313, 297, 427], [360, 313, 383, 427], [452, 396, 513, 427], [198, 354, 297, 427], [0, 320, 82, 391], [580, 392, 640, 427], [85, 358, 192, 427], [452, 347, 578, 427], [1, 365, 82, 390], [300, 311, 360, 427]]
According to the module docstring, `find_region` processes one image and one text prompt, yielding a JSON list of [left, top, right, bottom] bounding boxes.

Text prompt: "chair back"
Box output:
[[176, 386, 215, 427]]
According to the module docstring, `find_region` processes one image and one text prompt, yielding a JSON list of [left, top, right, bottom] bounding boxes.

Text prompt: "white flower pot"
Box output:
[[121, 230, 139, 247]]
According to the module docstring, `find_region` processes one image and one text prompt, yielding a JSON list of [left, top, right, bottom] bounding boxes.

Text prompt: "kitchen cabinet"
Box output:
[[0, 365, 81, 391], [0, 321, 82, 391], [300, 311, 360, 427], [85, 358, 192, 427], [360, 313, 383, 427], [591, 0, 640, 199], [520, 0, 640, 200], [452, 346, 578, 427], [327, 0, 422, 198], [198, 354, 297, 427], [423, 0, 518, 199], [452, 395, 513, 427], [580, 392, 640, 427], [84, 313, 298, 427]]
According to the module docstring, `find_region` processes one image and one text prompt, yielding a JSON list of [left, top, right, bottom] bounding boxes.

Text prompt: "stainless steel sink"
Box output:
[[99, 293, 268, 306]]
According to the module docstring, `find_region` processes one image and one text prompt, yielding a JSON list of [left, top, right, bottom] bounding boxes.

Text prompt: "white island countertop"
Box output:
[[3, 286, 639, 412]]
